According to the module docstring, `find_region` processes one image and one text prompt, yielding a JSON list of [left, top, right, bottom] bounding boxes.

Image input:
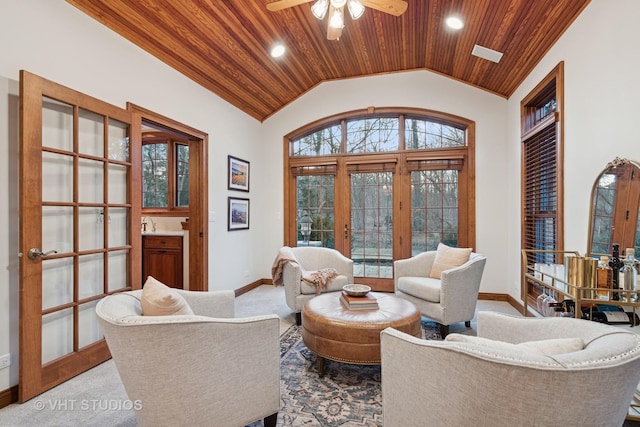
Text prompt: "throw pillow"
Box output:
[[429, 243, 472, 279], [141, 276, 194, 316], [445, 333, 585, 356]]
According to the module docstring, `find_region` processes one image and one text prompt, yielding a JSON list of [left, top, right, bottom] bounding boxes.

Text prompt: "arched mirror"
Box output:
[[587, 157, 640, 256]]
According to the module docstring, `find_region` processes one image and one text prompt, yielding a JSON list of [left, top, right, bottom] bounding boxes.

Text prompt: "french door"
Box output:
[[291, 157, 468, 292], [19, 71, 139, 401], [293, 162, 398, 290], [348, 168, 396, 287]]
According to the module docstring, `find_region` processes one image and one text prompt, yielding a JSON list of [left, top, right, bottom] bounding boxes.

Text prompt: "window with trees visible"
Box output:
[[142, 132, 189, 212], [285, 108, 475, 288], [521, 62, 564, 305], [521, 63, 564, 266]]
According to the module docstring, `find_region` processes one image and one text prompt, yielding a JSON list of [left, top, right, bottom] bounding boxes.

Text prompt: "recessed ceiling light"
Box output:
[[270, 43, 285, 58], [446, 16, 464, 30]]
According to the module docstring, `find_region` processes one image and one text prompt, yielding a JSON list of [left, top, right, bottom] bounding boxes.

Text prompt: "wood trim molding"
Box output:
[[477, 292, 526, 315], [127, 103, 209, 292], [477, 292, 509, 301], [506, 294, 526, 315], [234, 278, 273, 297], [0, 385, 19, 409]]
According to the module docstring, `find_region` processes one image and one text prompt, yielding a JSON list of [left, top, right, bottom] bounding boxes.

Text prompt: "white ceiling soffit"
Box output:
[[472, 44, 504, 63]]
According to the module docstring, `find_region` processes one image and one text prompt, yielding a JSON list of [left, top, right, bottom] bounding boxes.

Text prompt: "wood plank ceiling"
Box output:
[[66, 0, 590, 122]]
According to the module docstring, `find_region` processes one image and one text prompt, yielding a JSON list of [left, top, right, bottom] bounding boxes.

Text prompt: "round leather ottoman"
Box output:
[[302, 292, 421, 375]]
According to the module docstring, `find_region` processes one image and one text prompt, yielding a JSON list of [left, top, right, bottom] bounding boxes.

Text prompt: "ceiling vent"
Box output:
[[472, 44, 504, 63]]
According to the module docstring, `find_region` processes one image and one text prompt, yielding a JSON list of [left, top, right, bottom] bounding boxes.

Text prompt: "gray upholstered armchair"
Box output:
[[280, 246, 354, 325], [394, 250, 486, 337], [381, 312, 640, 427], [96, 289, 280, 427]]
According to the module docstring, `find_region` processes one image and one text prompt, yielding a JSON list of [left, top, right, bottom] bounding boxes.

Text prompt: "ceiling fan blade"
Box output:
[[359, 0, 408, 16], [266, 0, 314, 12]]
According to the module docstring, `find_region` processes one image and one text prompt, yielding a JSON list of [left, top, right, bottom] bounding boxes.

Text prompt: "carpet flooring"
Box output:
[[248, 320, 441, 427]]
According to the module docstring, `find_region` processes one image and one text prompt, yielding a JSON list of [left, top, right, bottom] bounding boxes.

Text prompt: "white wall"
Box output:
[[259, 71, 509, 294], [504, 0, 640, 301], [0, 0, 263, 390], [0, 76, 20, 392]]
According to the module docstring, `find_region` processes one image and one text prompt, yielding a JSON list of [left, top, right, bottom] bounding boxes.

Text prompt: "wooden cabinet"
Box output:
[[143, 235, 183, 288]]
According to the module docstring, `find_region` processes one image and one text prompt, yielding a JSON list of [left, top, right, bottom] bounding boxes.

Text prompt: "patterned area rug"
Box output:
[[248, 320, 441, 427]]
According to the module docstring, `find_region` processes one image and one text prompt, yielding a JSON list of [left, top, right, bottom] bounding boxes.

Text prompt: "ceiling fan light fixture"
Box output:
[[446, 16, 464, 30], [347, 0, 365, 20], [329, 8, 344, 29], [330, 0, 347, 9], [311, 0, 329, 19]]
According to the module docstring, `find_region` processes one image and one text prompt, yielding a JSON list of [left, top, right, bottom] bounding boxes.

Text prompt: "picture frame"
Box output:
[[228, 155, 250, 192], [228, 197, 250, 231]]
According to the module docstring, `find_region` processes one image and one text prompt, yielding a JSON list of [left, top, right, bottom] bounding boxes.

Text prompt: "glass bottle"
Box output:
[[609, 244, 622, 301], [621, 248, 638, 302]]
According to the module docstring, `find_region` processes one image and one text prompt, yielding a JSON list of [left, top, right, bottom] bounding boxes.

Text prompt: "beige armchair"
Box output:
[[394, 250, 486, 337], [381, 312, 640, 427], [281, 246, 354, 325], [96, 290, 280, 427]]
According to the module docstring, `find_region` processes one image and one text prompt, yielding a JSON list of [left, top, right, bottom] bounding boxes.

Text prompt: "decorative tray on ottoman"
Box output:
[[342, 284, 371, 297]]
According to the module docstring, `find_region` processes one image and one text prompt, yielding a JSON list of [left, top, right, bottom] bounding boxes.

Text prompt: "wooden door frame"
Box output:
[[128, 103, 208, 291]]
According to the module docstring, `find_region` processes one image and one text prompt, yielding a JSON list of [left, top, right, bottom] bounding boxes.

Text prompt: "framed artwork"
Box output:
[[228, 155, 250, 192], [228, 197, 250, 231]]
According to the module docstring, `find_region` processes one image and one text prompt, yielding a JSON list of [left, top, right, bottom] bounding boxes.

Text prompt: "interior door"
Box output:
[[19, 71, 138, 401]]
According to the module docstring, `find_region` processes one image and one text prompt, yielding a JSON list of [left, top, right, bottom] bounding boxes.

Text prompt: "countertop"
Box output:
[[141, 230, 185, 236]]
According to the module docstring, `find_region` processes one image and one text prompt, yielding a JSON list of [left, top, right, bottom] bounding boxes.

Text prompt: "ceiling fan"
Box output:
[[267, 0, 408, 40]]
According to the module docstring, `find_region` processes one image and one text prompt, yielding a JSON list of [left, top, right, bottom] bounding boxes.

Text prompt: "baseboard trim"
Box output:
[[0, 385, 18, 409], [235, 278, 272, 297], [478, 292, 526, 315], [506, 294, 527, 316], [478, 292, 508, 301]]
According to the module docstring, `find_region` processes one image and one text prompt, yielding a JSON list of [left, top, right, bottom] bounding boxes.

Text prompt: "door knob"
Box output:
[[27, 248, 58, 260]]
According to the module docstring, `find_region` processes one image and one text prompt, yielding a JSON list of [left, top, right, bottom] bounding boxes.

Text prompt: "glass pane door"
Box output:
[[410, 169, 459, 255], [296, 175, 335, 248], [350, 172, 393, 278], [40, 99, 132, 359], [20, 71, 132, 401]]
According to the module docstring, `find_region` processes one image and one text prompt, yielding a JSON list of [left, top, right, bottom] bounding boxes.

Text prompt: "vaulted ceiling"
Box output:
[[66, 0, 590, 122]]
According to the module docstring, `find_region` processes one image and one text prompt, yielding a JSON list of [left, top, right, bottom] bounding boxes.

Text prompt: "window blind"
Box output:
[[291, 164, 337, 176], [406, 156, 464, 171], [523, 123, 558, 265]]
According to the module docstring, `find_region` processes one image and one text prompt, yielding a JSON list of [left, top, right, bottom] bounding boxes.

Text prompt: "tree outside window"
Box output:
[[142, 134, 189, 211]]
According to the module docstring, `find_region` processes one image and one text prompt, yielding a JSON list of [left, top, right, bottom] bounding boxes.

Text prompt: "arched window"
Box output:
[[284, 108, 476, 292]]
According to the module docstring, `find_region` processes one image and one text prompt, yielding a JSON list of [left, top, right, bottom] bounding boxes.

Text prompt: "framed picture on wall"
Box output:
[[228, 197, 250, 231], [228, 155, 250, 192]]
